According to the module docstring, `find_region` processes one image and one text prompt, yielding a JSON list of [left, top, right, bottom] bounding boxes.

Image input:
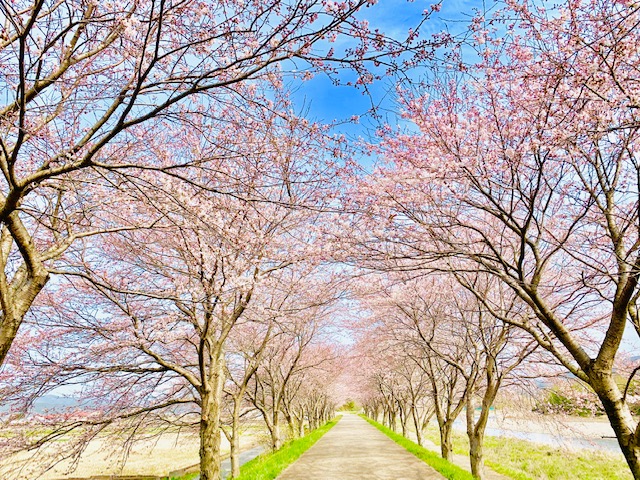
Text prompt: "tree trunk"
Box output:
[[389, 409, 397, 432], [469, 428, 485, 479], [271, 411, 282, 450], [412, 405, 423, 446], [399, 403, 408, 437], [590, 369, 640, 479], [286, 413, 296, 438], [422, 410, 434, 433], [199, 359, 225, 480], [230, 428, 240, 479], [466, 397, 485, 479], [229, 402, 241, 479], [0, 215, 53, 367], [0, 314, 23, 366], [440, 420, 454, 461], [0, 279, 49, 366]]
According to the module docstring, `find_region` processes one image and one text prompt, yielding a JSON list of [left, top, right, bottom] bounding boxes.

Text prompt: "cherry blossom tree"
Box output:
[[0, 95, 346, 480], [285, 356, 341, 433], [366, 277, 472, 461], [363, 0, 640, 476], [247, 291, 340, 451], [352, 271, 536, 476], [452, 274, 537, 479], [222, 317, 275, 478], [0, 0, 441, 375], [221, 268, 343, 478], [353, 321, 434, 443]]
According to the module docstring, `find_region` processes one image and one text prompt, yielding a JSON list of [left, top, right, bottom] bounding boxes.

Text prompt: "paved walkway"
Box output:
[[276, 414, 444, 480]]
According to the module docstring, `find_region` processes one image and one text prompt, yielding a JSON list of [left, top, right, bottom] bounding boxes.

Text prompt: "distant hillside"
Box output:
[[32, 395, 81, 413], [1, 394, 78, 414]]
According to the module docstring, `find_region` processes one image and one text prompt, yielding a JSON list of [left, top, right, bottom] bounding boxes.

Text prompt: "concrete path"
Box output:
[[276, 414, 445, 480]]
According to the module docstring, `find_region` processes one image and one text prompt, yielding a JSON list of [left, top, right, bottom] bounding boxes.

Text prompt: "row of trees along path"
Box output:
[[4, 1, 640, 480], [0, 1, 438, 479]]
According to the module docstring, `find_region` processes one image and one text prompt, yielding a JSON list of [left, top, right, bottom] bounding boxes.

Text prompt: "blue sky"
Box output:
[[289, 0, 479, 141]]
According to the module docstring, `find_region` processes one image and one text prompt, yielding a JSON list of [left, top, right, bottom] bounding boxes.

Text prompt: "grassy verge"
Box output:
[[170, 474, 198, 480], [422, 425, 631, 480], [170, 418, 340, 480], [360, 415, 474, 480], [233, 416, 340, 480]]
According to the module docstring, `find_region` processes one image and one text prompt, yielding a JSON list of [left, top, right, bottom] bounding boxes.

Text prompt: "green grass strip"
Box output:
[[422, 423, 630, 480], [169, 418, 339, 480], [485, 461, 534, 480], [233, 416, 341, 480], [169, 474, 198, 480], [360, 415, 474, 480]]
